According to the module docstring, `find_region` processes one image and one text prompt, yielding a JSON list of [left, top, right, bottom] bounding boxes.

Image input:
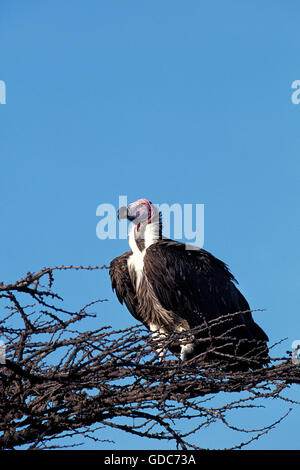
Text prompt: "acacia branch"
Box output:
[[0, 266, 299, 449]]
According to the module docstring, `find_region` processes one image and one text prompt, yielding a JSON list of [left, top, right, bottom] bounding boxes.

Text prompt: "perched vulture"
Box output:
[[109, 198, 269, 369]]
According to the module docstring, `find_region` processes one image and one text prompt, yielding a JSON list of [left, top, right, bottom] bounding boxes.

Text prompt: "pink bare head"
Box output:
[[117, 198, 157, 226]]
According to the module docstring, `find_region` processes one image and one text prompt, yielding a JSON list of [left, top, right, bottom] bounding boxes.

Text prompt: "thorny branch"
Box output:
[[0, 266, 299, 449]]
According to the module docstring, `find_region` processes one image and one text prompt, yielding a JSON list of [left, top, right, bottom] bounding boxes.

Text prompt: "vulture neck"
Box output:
[[129, 213, 162, 253]]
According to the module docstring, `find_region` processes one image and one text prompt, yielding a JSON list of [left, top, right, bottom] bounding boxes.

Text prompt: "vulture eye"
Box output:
[[132, 204, 145, 218]]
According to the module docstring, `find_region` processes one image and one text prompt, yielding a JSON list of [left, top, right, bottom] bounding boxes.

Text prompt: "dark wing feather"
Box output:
[[109, 251, 142, 324], [109, 251, 136, 318], [232, 285, 269, 341], [143, 240, 268, 342]]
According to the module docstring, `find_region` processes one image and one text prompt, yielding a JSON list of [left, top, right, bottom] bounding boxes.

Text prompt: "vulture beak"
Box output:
[[118, 204, 139, 221], [117, 206, 129, 220]]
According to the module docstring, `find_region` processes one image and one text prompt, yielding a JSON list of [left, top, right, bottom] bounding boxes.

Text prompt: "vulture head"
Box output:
[[118, 198, 157, 230]]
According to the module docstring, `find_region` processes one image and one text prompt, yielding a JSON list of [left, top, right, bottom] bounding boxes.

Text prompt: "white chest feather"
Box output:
[[127, 227, 145, 289], [127, 223, 158, 289], [127, 249, 145, 289]]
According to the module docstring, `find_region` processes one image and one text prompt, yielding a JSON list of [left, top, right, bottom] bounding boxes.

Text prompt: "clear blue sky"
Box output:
[[1, 0, 300, 450]]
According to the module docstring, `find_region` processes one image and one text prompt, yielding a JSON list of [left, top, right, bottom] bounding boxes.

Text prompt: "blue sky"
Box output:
[[1, 0, 300, 450]]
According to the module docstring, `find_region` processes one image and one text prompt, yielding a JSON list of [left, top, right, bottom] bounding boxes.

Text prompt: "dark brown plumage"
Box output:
[[110, 199, 269, 370]]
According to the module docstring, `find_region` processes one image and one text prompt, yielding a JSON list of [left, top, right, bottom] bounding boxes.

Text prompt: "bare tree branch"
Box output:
[[0, 266, 299, 449]]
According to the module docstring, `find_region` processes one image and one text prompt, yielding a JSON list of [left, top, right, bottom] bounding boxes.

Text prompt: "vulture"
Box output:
[[109, 198, 269, 369]]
